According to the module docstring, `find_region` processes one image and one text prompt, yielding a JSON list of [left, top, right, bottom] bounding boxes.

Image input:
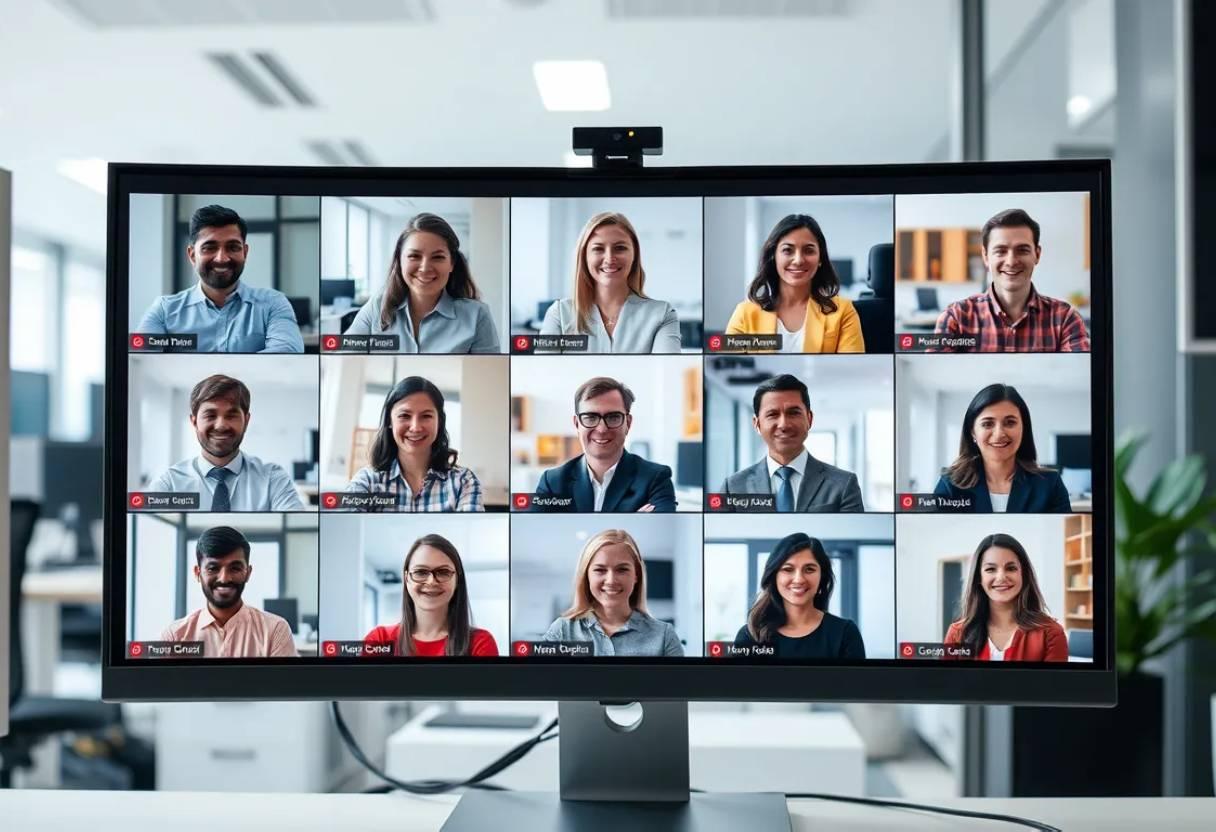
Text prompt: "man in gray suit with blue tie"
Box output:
[[720, 374, 864, 513]]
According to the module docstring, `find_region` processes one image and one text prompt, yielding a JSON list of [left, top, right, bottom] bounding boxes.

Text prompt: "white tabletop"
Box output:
[[1, 790, 1213, 831]]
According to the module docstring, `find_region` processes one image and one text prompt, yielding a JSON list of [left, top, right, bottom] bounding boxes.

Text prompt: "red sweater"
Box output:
[[363, 624, 498, 657], [944, 619, 1069, 661]]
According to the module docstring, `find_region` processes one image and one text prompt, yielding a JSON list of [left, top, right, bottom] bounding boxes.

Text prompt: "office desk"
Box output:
[[1, 791, 1213, 831], [21, 565, 103, 696]]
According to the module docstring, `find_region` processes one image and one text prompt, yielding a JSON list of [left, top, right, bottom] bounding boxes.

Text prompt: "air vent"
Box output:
[[55, 0, 435, 27], [306, 141, 379, 167], [207, 51, 316, 109], [606, 0, 850, 18]]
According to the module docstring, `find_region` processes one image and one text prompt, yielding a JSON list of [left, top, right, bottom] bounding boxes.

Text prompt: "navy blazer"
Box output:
[[933, 466, 1072, 513], [533, 451, 677, 513]]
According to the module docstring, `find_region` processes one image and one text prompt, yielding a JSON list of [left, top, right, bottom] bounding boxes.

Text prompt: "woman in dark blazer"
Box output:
[[933, 383, 1071, 513]]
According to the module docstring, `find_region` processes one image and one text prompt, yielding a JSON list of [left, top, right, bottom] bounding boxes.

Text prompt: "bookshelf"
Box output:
[[896, 227, 984, 282], [1063, 514, 1093, 630]]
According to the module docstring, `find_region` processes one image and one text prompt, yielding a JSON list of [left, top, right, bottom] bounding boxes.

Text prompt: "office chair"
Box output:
[[339, 309, 358, 333], [0, 499, 121, 788], [853, 242, 894, 353]]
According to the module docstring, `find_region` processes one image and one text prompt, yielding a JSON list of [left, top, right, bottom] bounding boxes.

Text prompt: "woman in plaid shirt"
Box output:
[[344, 376, 484, 512]]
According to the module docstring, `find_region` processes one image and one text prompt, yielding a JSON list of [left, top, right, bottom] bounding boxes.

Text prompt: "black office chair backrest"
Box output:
[[8, 499, 40, 707], [852, 243, 895, 353], [340, 309, 358, 333], [867, 243, 894, 300]]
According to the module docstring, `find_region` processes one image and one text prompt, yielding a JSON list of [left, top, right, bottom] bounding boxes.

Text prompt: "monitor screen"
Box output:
[[104, 161, 1113, 705]]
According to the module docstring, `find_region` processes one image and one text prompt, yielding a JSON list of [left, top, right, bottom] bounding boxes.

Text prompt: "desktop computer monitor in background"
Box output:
[[104, 159, 1114, 825], [42, 442, 104, 564]]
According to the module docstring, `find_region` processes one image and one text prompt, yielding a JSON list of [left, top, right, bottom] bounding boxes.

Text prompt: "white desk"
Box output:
[[1, 791, 1213, 831], [387, 706, 866, 796], [20, 565, 103, 696]]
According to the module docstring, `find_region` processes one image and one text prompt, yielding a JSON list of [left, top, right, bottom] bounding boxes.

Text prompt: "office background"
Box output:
[[126, 354, 319, 507], [317, 514, 509, 652], [509, 513, 704, 656], [705, 354, 895, 512], [703, 195, 895, 338], [894, 191, 1091, 334], [703, 514, 896, 659], [509, 197, 703, 348], [318, 354, 510, 509], [127, 193, 321, 337], [320, 196, 509, 352], [509, 354, 703, 510], [125, 511, 320, 654], [4, 0, 1213, 803], [895, 353, 1092, 507]]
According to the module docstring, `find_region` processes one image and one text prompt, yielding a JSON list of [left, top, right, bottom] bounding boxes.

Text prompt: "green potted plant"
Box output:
[[1015, 432, 1216, 796]]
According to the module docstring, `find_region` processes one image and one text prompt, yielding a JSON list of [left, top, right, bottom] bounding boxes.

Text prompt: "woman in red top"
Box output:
[[364, 533, 498, 656], [944, 533, 1068, 662]]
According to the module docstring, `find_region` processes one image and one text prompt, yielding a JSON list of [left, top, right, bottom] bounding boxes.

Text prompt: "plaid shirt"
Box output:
[[931, 285, 1090, 352], [345, 459, 483, 512]]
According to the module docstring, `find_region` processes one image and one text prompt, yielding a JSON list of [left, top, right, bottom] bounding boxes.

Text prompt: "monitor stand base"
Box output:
[[440, 701, 791, 831], [440, 790, 791, 832]]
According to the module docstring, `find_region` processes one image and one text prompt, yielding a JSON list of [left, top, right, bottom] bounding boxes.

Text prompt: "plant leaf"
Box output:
[[1146, 455, 1207, 516]]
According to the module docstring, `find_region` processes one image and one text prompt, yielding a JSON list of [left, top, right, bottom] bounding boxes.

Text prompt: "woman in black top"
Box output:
[[734, 532, 865, 659]]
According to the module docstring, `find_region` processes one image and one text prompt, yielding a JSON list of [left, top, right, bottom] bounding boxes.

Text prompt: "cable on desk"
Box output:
[[329, 701, 559, 795], [783, 791, 1062, 832]]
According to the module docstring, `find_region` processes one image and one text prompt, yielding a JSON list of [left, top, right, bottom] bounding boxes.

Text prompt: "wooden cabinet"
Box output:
[[1063, 514, 1093, 630], [896, 228, 984, 282]]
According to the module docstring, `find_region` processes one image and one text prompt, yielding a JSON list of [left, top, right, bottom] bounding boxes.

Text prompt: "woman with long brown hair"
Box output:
[[944, 533, 1067, 661], [539, 212, 681, 354], [734, 532, 865, 658], [364, 534, 498, 656], [725, 214, 864, 353], [344, 212, 500, 353], [542, 529, 684, 656]]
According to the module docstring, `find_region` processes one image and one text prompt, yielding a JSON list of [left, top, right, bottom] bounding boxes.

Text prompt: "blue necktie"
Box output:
[[775, 466, 795, 513], [208, 467, 232, 512]]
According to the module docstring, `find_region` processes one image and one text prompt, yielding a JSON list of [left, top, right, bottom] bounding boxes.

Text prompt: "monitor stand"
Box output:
[[440, 701, 791, 832]]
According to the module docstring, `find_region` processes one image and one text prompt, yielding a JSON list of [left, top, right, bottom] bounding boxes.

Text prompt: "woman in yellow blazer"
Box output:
[[725, 214, 865, 353]]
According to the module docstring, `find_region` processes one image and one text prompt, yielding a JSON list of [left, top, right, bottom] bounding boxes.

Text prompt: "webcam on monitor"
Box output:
[[572, 126, 663, 168]]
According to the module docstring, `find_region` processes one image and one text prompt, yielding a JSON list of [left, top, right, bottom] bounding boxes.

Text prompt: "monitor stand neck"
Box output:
[[440, 701, 791, 831]]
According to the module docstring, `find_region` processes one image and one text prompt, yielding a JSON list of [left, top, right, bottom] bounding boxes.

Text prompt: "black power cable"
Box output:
[[331, 703, 1060, 830], [329, 701, 558, 795]]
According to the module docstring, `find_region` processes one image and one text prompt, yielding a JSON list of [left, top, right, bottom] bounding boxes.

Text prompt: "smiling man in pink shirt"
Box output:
[[160, 526, 297, 658]]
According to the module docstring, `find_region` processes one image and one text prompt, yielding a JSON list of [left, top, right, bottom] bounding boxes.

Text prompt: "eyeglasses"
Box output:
[[577, 411, 627, 429], [407, 567, 457, 584]]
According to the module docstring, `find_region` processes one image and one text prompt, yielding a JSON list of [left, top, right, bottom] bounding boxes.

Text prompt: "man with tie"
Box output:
[[532, 376, 677, 513], [148, 374, 305, 511], [720, 374, 863, 513]]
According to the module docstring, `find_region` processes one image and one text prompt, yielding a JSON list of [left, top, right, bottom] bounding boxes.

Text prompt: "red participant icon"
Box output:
[[900, 494, 914, 510], [514, 335, 531, 351], [324, 641, 338, 657], [129, 493, 144, 509], [323, 493, 339, 509], [323, 335, 338, 351], [708, 335, 722, 352], [130, 334, 145, 349], [709, 642, 723, 658], [901, 643, 914, 657], [514, 641, 531, 657], [900, 334, 914, 350], [129, 642, 143, 658], [708, 494, 723, 510], [513, 493, 531, 510]]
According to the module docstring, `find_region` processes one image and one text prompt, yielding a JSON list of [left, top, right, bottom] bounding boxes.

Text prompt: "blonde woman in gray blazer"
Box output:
[[539, 212, 682, 354]]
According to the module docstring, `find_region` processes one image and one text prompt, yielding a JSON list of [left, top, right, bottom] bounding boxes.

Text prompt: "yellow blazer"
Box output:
[[725, 297, 865, 353]]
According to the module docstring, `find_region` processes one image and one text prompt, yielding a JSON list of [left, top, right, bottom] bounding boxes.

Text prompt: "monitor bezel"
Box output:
[[103, 160, 1115, 705]]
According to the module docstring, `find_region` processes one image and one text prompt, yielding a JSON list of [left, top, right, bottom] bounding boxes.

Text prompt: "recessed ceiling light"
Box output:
[[1067, 95, 1093, 118], [533, 61, 611, 112], [57, 158, 108, 195], [563, 151, 593, 169]]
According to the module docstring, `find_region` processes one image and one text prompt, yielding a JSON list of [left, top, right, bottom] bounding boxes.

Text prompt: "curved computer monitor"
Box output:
[[102, 160, 1114, 705]]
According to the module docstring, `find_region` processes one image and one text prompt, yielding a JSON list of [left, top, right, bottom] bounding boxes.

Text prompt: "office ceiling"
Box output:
[[0, 0, 962, 255]]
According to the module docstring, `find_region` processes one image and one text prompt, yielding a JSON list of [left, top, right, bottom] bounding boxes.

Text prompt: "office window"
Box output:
[[865, 408, 895, 510], [704, 543, 749, 642], [62, 259, 105, 441], [348, 202, 369, 294], [321, 197, 348, 280], [10, 244, 57, 372]]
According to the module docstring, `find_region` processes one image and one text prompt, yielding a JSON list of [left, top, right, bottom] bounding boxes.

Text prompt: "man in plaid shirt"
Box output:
[[931, 208, 1090, 352]]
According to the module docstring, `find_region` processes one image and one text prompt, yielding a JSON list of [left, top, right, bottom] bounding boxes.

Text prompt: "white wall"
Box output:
[[895, 514, 1067, 645], [509, 197, 703, 329], [127, 193, 174, 325], [129, 513, 178, 640], [893, 191, 1090, 316], [509, 514, 703, 655]]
